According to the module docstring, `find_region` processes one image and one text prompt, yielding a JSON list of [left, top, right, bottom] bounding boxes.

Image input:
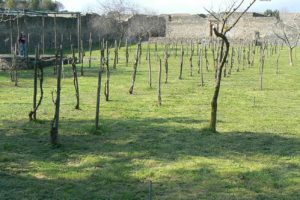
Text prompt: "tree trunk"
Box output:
[[113, 40, 118, 69], [179, 45, 184, 79], [260, 46, 265, 90], [72, 46, 80, 110], [125, 39, 129, 66], [205, 45, 209, 72], [209, 28, 230, 133], [129, 41, 141, 94], [190, 42, 194, 77], [30, 48, 38, 120], [13, 46, 18, 87], [164, 48, 169, 83], [198, 47, 204, 87], [229, 47, 235, 75], [276, 50, 280, 75], [50, 45, 63, 146], [289, 48, 293, 66], [95, 69, 102, 130], [29, 49, 44, 121]]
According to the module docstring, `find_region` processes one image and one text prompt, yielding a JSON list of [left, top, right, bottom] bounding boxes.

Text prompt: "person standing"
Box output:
[[19, 32, 27, 57]]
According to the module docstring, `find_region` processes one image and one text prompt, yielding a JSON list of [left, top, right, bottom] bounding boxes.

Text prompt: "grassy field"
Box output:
[[0, 43, 300, 199]]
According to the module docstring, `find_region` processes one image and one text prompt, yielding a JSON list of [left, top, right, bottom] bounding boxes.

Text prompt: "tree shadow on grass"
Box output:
[[1, 117, 299, 160], [0, 117, 300, 199]]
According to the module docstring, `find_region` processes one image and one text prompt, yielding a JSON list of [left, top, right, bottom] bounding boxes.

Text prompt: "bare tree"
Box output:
[[29, 47, 44, 121], [126, 14, 165, 41], [129, 40, 141, 94], [205, 0, 258, 132], [50, 45, 63, 146], [95, 45, 104, 130], [71, 46, 80, 110], [97, 0, 138, 39], [274, 13, 300, 66]]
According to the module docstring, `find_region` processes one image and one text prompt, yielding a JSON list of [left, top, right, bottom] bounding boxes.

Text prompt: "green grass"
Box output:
[[0, 44, 300, 199]]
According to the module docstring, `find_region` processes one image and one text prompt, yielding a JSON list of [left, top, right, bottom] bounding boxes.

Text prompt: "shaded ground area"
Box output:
[[0, 46, 300, 199]]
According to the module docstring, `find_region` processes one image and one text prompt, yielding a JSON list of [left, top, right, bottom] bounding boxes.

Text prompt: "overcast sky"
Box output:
[[58, 0, 300, 14]]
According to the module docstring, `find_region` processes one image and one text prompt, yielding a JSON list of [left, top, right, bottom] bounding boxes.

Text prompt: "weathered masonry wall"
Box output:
[[0, 13, 166, 54], [0, 11, 299, 54], [165, 14, 208, 39], [163, 13, 280, 40]]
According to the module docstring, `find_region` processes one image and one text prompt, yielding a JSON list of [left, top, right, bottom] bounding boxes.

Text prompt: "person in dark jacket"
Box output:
[[19, 32, 27, 57]]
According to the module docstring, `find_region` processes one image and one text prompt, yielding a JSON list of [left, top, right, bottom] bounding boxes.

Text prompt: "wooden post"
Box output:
[[229, 47, 235, 75], [199, 47, 204, 87], [77, 13, 81, 62], [158, 59, 162, 106], [10, 16, 13, 54], [205, 44, 209, 72], [260, 46, 265, 90], [27, 33, 30, 58], [16, 15, 20, 55], [42, 16, 45, 55], [179, 44, 184, 79], [54, 14, 57, 50], [113, 40, 117, 69], [164, 47, 169, 83], [189, 41, 194, 77], [12, 44, 18, 86], [148, 44, 152, 88], [88, 32, 93, 68], [96, 49, 105, 130], [69, 33, 72, 52], [80, 39, 84, 76], [104, 41, 110, 101], [148, 181, 152, 200]]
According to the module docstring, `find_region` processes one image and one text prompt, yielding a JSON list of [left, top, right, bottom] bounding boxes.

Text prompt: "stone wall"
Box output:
[[163, 13, 280, 41], [0, 12, 166, 54], [0, 11, 298, 54], [164, 14, 208, 39]]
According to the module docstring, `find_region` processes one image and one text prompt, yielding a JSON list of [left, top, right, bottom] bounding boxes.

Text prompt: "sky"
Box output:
[[58, 0, 300, 14]]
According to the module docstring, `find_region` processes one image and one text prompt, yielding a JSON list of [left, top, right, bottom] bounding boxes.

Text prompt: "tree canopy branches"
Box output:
[[1, 0, 64, 11]]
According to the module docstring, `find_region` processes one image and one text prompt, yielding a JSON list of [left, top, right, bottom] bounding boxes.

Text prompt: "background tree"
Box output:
[[274, 13, 300, 66], [264, 9, 280, 20], [6, 0, 15, 9], [97, 0, 138, 39], [126, 14, 165, 41], [30, 0, 40, 10]]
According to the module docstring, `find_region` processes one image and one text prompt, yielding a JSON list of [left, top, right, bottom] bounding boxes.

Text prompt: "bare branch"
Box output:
[[225, 0, 257, 33], [225, 0, 245, 20], [204, 8, 221, 22]]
